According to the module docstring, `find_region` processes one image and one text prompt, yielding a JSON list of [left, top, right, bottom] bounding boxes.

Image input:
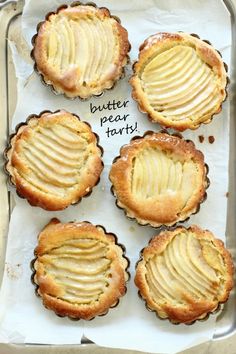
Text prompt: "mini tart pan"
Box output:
[[130, 32, 229, 132], [109, 130, 210, 229], [4, 109, 104, 210], [30, 218, 130, 321], [31, 1, 131, 100], [134, 225, 234, 325]]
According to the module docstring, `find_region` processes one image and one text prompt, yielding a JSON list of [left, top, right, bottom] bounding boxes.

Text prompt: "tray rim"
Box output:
[[0, 0, 236, 351]]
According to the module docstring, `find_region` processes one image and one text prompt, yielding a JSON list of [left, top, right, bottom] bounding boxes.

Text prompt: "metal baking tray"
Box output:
[[0, 0, 236, 353]]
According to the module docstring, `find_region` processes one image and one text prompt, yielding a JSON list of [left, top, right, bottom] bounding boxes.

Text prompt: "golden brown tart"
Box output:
[[130, 32, 227, 131], [5, 110, 103, 211], [109, 132, 208, 227], [32, 2, 130, 99], [135, 225, 234, 324], [32, 218, 129, 320]]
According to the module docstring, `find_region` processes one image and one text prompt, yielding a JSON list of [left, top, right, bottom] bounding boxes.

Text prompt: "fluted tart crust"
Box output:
[[32, 218, 129, 320], [135, 226, 234, 324], [32, 2, 130, 99], [5, 110, 103, 211], [130, 32, 227, 131], [109, 132, 208, 227]]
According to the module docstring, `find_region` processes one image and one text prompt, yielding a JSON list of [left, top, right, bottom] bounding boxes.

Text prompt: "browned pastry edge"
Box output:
[[109, 131, 209, 228], [4, 109, 104, 211], [134, 225, 234, 324], [130, 32, 228, 131], [31, 218, 130, 320], [31, 1, 131, 100]]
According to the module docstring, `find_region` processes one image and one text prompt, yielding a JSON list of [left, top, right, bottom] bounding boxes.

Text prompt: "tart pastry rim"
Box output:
[[4, 109, 104, 210], [130, 32, 228, 132], [109, 130, 210, 228], [31, 218, 130, 320], [31, 1, 131, 100], [134, 225, 234, 325]]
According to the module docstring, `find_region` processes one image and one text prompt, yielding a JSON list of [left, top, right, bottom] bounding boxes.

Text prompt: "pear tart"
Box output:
[[5, 110, 103, 211], [109, 132, 208, 227], [32, 219, 130, 320], [135, 226, 234, 324], [130, 32, 227, 131], [32, 2, 130, 99]]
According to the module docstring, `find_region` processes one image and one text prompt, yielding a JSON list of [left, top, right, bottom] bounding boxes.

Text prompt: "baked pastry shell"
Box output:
[[30, 220, 130, 320], [4, 110, 104, 209], [135, 225, 234, 325], [109, 130, 210, 229], [31, 1, 131, 100], [130, 32, 229, 132]]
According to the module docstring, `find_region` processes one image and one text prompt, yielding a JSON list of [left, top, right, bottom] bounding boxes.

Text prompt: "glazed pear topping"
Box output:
[[46, 14, 118, 84], [141, 45, 221, 122], [40, 239, 112, 304], [132, 147, 197, 203], [130, 145, 203, 223], [34, 5, 129, 98], [146, 232, 225, 308], [15, 123, 93, 194]]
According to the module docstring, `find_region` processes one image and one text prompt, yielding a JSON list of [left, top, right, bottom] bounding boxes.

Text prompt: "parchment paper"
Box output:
[[0, 0, 231, 353]]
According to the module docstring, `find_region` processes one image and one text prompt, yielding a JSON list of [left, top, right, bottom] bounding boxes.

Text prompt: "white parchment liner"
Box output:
[[0, 0, 231, 353]]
